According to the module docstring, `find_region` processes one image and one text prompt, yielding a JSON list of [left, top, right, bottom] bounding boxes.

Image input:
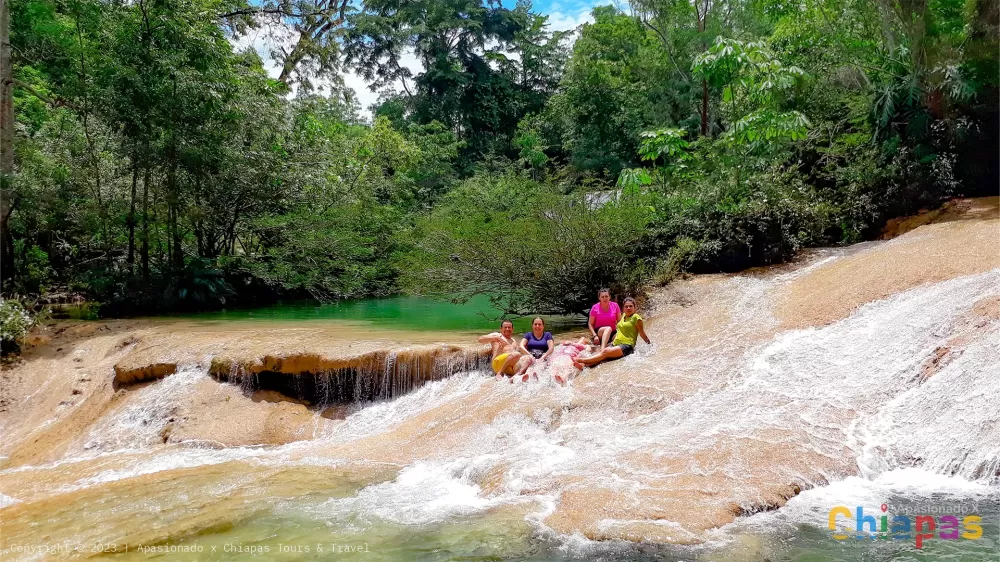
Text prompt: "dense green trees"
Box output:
[[400, 171, 653, 315], [1, 0, 996, 319], [348, 0, 569, 171]]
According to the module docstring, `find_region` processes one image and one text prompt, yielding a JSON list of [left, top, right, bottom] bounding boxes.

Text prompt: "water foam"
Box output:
[[80, 367, 205, 453], [724, 467, 998, 534], [318, 371, 491, 443], [297, 460, 504, 526], [301, 268, 1000, 542]]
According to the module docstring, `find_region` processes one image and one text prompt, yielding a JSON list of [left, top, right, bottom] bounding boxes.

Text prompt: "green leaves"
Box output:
[[693, 37, 807, 104], [401, 170, 654, 315], [617, 168, 652, 190], [730, 110, 811, 144], [692, 37, 810, 148], [6, 0, 997, 314], [514, 116, 549, 175], [638, 128, 690, 162], [345, 0, 566, 168], [553, 5, 678, 176]]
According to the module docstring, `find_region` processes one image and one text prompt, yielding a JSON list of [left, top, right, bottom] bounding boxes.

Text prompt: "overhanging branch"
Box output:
[[7, 78, 80, 110]]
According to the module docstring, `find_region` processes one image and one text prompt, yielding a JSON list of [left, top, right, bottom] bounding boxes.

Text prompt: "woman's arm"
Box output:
[[636, 319, 651, 345], [588, 313, 597, 337], [518, 337, 531, 355], [542, 338, 554, 359], [615, 303, 622, 324]]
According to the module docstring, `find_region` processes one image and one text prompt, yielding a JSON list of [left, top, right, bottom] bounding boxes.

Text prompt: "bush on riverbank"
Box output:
[[399, 171, 654, 316], [0, 298, 36, 355]]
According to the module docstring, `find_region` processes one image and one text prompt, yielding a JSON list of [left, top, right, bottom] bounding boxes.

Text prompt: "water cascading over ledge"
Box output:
[[3, 199, 997, 557], [207, 345, 492, 404]]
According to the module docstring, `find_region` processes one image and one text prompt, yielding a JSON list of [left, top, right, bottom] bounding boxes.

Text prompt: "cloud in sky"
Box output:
[[235, 0, 608, 118], [542, 0, 605, 32], [230, 21, 301, 94], [342, 49, 422, 117]]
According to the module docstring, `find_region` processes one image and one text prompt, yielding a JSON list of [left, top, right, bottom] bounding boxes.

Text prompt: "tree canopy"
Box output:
[[1, 0, 996, 316]]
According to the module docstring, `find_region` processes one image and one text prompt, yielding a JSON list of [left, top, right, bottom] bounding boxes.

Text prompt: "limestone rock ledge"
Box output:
[[111, 327, 491, 403]]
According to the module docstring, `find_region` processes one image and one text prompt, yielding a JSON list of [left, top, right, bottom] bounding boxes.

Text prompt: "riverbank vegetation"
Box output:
[[2, 0, 996, 318]]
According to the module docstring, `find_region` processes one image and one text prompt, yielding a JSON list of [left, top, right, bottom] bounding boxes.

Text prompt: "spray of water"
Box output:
[[2, 237, 997, 558]]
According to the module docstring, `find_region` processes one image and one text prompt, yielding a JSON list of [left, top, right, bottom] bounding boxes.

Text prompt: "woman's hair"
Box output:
[[598, 288, 610, 297], [532, 317, 545, 329], [623, 297, 636, 306]]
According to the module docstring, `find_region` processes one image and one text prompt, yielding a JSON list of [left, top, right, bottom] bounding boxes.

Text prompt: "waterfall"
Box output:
[[209, 345, 490, 406], [2, 213, 997, 560], [81, 367, 204, 453]]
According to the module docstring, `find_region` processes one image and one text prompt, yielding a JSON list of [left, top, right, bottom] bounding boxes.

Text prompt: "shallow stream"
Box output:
[[2, 218, 999, 561]]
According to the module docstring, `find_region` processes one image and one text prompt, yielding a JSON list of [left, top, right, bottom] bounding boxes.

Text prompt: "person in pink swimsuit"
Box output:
[[517, 337, 591, 385], [549, 337, 592, 385], [588, 288, 621, 351]]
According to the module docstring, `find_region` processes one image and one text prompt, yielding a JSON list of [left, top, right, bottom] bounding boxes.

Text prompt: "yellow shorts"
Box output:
[[492, 353, 515, 375]]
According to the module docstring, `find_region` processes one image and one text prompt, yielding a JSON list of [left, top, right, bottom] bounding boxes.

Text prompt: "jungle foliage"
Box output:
[[2, 0, 996, 317]]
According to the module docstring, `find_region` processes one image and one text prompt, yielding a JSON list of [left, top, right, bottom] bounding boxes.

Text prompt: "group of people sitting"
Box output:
[[478, 289, 651, 384]]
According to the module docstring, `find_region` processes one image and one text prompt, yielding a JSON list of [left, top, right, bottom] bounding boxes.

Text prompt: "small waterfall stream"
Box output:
[[1, 228, 998, 561]]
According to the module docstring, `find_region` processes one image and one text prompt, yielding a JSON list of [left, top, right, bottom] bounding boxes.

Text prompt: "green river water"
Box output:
[[101, 492, 998, 562], [24, 286, 997, 562], [182, 295, 582, 334]]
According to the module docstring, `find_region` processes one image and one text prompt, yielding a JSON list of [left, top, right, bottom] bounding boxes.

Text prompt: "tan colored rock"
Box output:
[[0, 197, 996, 552], [778, 197, 999, 329]]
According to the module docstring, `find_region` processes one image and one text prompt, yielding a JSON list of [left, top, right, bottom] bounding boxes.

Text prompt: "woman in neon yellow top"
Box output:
[[573, 297, 650, 369]]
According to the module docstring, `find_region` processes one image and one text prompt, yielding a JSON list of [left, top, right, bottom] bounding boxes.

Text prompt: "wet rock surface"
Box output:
[[1, 198, 997, 553]]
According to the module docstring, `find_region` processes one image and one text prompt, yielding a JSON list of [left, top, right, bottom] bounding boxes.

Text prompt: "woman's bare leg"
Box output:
[[598, 326, 613, 351], [524, 361, 540, 382], [554, 364, 575, 385], [515, 356, 535, 381], [573, 346, 624, 369]]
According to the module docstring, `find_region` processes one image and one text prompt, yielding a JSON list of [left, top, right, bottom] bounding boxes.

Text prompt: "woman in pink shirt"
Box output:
[[588, 288, 621, 351]]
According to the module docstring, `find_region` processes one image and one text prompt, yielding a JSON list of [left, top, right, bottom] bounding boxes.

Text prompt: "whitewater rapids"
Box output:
[[1, 198, 998, 560]]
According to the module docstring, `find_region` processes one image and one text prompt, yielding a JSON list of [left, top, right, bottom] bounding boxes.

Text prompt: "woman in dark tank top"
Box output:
[[520, 317, 554, 360]]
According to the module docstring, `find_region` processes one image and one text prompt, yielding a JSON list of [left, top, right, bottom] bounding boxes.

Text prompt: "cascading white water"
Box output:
[[80, 367, 205, 453], [731, 270, 1000, 481], [2, 223, 997, 561], [275, 265, 1000, 553]]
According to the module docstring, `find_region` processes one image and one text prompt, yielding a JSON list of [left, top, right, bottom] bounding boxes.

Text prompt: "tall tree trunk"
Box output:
[[167, 163, 182, 268], [226, 203, 241, 255], [152, 180, 163, 268], [75, 14, 111, 270], [141, 159, 150, 281], [127, 150, 138, 272], [167, 79, 182, 269], [0, 0, 15, 284], [165, 204, 172, 269], [972, 0, 999, 38], [697, 0, 710, 137], [701, 79, 709, 137], [194, 181, 204, 257], [0, 0, 10, 172]]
